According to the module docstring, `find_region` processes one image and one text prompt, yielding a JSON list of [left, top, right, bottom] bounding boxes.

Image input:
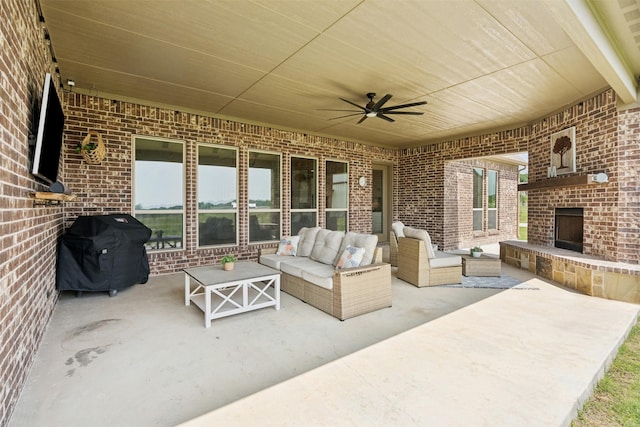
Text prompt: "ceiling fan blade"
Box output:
[[381, 100, 428, 112], [339, 98, 366, 111], [328, 113, 366, 120], [377, 113, 395, 123], [382, 111, 424, 115], [372, 94, 392, 111], [318, 108, 362, 112], [357, 115, 368, 124]]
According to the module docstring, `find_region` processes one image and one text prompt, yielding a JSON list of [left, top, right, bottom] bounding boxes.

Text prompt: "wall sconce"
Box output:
[[358, 176, 366, 187], [591, 173, 608, 183]]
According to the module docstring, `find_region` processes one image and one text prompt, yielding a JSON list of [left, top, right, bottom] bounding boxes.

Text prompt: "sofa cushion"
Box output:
[[280, 258, 322, 278], [336, 246, 366, 269], [276, 235, 300, 256], [403, 227, 436, 259], [391, 221, 405, 239], [310, 230, 345, 265], [259, 253, 308, 270], [297, 227, 321, 257], [301, 264, 335, 290], [429, 251, 462, 268], [336, 232, 378, 267]]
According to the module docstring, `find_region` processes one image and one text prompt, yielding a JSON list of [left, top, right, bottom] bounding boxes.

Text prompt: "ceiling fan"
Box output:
[[323, 93, 427, 124]]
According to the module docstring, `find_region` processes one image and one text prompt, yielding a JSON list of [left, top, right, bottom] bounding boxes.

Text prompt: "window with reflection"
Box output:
[[197, 145, 237, 246], [487, 170, 498, 230], [473, 168, 483, 232], [326, 160, 348, 231], [291, 157, 317, 235], [134, 137, 185, 251], [249, 151, 281, 242]]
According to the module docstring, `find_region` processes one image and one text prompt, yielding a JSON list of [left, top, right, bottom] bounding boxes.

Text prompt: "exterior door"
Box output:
[[372, 163, 391, 242]]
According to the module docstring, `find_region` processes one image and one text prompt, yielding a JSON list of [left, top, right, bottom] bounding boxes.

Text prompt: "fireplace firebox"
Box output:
[[554, 208, 583, 252]]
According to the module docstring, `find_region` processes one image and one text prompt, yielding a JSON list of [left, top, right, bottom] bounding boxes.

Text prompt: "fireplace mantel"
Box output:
[[518, 174, 606, 191]]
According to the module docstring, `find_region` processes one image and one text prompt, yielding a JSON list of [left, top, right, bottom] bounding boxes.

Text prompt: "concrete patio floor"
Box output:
[[9, 254, 639, 427]]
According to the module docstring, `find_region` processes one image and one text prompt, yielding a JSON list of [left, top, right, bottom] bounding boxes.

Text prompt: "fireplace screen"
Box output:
[[555, 208, 583, 252]]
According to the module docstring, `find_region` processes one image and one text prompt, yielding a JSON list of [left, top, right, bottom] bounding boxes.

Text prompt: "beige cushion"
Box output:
[[429, 252, 462, 268], [280, 258, 321, 278], [297, 226, 321, 257], [336, 232, 378, 267], [403, 227, 436, 259], [310, 230, 345, 265], [391, 221, 405, 239], [301, 264, 335, 290], [260, 254, 308, 270]]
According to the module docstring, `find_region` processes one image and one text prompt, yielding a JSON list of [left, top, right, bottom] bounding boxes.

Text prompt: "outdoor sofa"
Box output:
[[260, 227, 392, 320]]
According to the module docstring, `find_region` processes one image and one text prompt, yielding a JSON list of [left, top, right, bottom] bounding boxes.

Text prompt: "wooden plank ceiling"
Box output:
[[39, 0, 638, 148]]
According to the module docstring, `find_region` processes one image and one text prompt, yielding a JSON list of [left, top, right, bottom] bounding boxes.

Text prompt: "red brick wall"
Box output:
[[616, 107, 640, 264], [61, 94, 398, 275], [398, 129, 528, 249], [0, 1, 62, 425]]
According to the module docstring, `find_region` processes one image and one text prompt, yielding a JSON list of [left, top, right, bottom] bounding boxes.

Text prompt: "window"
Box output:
[[249, 151, 281, 242], [487, 170, 498, 230], [291, 157, 317, 235], [325, 160, 348, 231], [197, 145, 237, 246], [472, 168, 483, 232], [134, 137, 185, 251]]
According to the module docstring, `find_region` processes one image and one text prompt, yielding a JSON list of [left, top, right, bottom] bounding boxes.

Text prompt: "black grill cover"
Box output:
[[56, 214, 152, 292]]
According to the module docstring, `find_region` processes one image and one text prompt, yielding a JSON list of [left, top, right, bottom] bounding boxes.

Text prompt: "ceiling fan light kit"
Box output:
[[324, 92, 427, 124]]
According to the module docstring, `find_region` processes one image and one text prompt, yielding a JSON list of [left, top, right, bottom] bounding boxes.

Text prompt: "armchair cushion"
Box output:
[[297, 226, 321, 257], [336, 232, 378, 266], [310, 229, 345, 265], [391, 221, 405, 239], [403, 227, 436, 258], [429, 252, 462, 268]]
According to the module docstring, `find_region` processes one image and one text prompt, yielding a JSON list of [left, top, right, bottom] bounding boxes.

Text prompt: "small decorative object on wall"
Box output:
[[77, 130, 106, 165], [550, 126, 576, 175]]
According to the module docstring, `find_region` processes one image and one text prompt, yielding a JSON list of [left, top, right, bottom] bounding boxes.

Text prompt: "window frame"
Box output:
[[472, 167, 484, 232], [132, 135, 186, 252], [290, 155, 318, 234], [196, 143, 239, 248], [487, 169, 498, 231], [248, 149, 282, 244], [325, 158, 349, 232]]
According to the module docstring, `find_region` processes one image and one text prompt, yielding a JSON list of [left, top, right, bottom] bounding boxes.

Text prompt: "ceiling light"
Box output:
[[365, 112, 377, 117], [67, 79, 75, 86]]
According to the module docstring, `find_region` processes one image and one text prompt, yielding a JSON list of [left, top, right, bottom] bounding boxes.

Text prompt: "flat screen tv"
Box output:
[[31, 72, 65, 185]]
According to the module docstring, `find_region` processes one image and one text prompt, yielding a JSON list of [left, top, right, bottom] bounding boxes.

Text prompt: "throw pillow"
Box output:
[[276, 236, 300, 256], [336, 246, 366, 269]]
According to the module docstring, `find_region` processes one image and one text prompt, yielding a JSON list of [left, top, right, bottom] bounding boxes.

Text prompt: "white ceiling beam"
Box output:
[[545, 0, 638, 104]]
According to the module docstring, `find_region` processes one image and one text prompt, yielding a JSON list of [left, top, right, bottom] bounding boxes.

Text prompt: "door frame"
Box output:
[[372, 162, 393, 243]]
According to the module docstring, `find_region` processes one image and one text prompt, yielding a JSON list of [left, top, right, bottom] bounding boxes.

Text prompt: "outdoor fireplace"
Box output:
[[554, 208, 583, 252]]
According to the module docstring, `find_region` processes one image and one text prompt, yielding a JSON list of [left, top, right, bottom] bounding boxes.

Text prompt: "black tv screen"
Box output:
[[32, 72, 65, 185]]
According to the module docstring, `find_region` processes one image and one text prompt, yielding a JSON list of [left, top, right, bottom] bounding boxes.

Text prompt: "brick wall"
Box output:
[[62, 94, 398, 275], [444, 158, 519, 249], [398, 129, 528, 249], [0, 0, 62, 425]]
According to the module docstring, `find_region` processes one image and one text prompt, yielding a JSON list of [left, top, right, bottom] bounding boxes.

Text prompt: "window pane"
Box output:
[[291, 212, 316, 235], [138, 213, 183, 250], [488, 210, 497, 230], [473, 168, 483, 209], [291, 158, 316, 209], [249, 152, 280, 209], [198, 145, 237, 209], [198, 213, 236, 246], [135, 138, 183, 210], [249, 212, 280, 242], [326, 211, 347, 232], [473, 210, 483, 231], [326, 161, 347, 209], [488, 170, 497, 209]]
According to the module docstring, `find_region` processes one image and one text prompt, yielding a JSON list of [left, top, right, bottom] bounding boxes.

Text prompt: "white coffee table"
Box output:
[[184, 262, 280, 328]]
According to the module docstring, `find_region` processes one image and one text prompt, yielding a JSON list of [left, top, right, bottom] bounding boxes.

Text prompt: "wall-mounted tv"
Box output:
[[31, 72, 65, 185]]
